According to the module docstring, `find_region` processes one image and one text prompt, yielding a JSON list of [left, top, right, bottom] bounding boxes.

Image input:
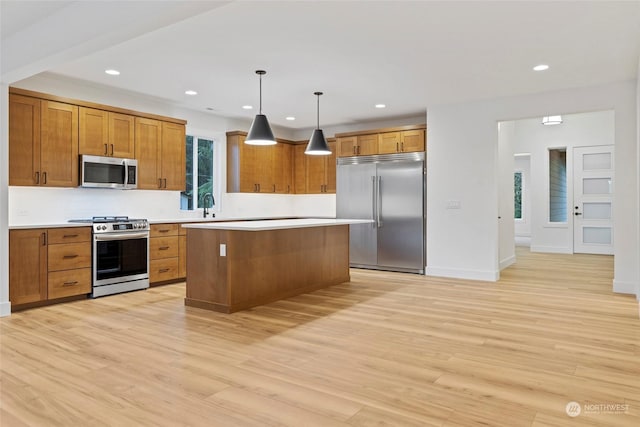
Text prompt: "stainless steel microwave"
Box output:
[[80, 155, 138, 189]]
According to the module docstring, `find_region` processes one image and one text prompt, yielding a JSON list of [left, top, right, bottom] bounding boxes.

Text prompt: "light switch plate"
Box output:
[[220, 244, 226, 257]]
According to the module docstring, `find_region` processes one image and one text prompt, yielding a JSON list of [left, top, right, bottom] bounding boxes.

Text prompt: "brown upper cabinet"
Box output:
[[336, 125, 426, 157], [135, 118, 186, 191], [378, 129, 425, 154], [227, 132, 294, 194], [336, 134, 378, 157], [305, 140, 336, 194], [79, 107, 135, 158], [9, 94, 79, 187], [9, 87, 187, 189]]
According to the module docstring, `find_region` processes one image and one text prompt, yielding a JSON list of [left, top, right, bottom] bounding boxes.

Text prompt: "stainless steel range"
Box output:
[[70, 216, 149, 297]]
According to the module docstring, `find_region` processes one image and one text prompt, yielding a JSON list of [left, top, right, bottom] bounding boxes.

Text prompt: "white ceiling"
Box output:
[[2, 1, 640, 130]]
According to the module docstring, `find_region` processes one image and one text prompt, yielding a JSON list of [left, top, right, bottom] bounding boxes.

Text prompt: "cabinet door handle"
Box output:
[[42, 232, 47, 246], [164, 178, 167, 188], [287, 185, 290, 194], [62, 281, 78, 287], [110, 144, 114, 156], [158, 229, 170, 233], [159, 246, 170, 250], [273, 184, 276, 193], [401, 142, 404, 152], [158, 178, 162, 188], [258, 184, 261, 192], [35, 171, 40, 184], [63, 234, 78, 238], [63, 254, 79, 259], [357, 146, 360, 155], [159, 268, 170, 273], [43, 172, 47, 184], [353, 146, 356, 155], [104, 143, 108, 155], [396, 142, 399, 152]]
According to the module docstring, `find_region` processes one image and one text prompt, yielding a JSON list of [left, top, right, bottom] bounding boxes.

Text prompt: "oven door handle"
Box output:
[[95, 232, 149, 241]]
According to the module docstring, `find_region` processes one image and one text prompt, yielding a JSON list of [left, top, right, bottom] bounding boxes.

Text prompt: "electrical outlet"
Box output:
[[220, 244, 226, 257]]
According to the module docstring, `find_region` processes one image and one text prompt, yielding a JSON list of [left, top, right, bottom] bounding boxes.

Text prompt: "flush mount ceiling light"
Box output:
[[305, 92, 331, 156], [105, 69, 120, 75], [245, 70, 276, 145], [184, 90, 198, 96], [542, 115, 563, 125], [533, 64, 549, 71], [285, 116, 296, 121]]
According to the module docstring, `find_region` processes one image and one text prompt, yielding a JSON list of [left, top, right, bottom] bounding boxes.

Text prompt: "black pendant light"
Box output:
[[305, 91, 331, 155], [246, 70, 276, 145]]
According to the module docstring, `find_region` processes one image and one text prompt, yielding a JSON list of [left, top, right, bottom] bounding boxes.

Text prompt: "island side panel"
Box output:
[[226, 224, 350, 312], [185, 228, 229, 312]]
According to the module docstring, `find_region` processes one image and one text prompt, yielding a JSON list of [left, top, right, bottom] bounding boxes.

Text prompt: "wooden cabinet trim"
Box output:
[[335, 124, 426, 138], [9, 87, 186, 125]]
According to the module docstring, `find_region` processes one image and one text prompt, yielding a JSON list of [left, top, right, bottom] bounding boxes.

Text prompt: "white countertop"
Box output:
[[181, 218, 372, 231]]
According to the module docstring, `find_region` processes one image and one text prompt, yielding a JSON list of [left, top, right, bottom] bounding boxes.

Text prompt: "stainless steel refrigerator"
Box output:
[[336, 152, 425, 274]]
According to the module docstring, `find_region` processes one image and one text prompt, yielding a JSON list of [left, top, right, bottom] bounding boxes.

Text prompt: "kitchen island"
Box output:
[[182, 218, 370, 313]]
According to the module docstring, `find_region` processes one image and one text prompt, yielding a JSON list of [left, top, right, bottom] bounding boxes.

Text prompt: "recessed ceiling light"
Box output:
[[242, 105, 253, 110], [533, 64, 549, 71], [375, 104, 386, 109], [105, 69, 120, 76], [185, 90, 198, 96], [206, 107, 215, 111], [285, 116, 296, 121]]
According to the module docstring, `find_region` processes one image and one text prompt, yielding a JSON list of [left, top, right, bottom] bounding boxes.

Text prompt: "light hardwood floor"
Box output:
[[1, 248, 638, 426]]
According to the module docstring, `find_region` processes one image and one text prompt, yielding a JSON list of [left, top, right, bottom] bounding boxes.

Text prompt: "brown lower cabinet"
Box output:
[[149, 223, 184, 284], [9, 227, 91, 308]]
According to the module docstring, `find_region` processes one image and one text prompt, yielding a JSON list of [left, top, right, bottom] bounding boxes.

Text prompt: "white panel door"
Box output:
[[573, 145, 614, 254]]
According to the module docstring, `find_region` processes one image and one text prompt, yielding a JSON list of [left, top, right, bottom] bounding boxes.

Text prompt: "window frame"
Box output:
[[180, 133, 221, 214]]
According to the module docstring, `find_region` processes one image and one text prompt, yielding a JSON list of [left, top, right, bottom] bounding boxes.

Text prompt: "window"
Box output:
[[181, 135, 215, 211], [549, 148, 567, 222], [514, 171, 523, 219]]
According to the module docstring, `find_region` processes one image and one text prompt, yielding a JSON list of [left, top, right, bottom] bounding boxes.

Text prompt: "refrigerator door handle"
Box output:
[[371, 176, 377, 228], [377, 176, 383, 227]]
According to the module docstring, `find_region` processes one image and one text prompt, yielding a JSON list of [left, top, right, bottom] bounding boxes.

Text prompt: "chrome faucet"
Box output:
[[202, 193, 215, 218]]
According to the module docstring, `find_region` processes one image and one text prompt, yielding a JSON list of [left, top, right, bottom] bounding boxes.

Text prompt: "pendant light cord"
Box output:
[[316, 93, 320, 130], [259, 73, 262, 114]]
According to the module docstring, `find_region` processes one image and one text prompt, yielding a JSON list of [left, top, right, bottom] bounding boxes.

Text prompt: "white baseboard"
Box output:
[[500, 255, 516, 270], [612, 279, 638, 296], [530, 245, 572, 254], [0, 301, 11, 317], [426, 266, 499, 282]]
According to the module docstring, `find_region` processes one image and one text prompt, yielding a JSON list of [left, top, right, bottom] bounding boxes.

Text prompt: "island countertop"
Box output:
[[181, 218, 372, 231]]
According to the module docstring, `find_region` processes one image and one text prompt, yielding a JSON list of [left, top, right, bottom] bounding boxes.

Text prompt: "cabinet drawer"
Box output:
[[150, 236, 179, 259], [150, 223, 179, 237], [48, 227, 91, 244], [150, 258, 179, 283], [48, 268, 91, 299], [48, 242, 91, 271]]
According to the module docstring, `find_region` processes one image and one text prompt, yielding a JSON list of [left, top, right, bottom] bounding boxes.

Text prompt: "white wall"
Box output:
[[498, 121, 515, 269], [509, 111, 614, 254], [427, 80, 638, 296], [637, 57, 640, 302], [0, 83, 10, 316], [514, 155, 531, 246]]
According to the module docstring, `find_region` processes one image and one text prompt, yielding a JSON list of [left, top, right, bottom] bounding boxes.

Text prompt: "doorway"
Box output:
[[498, 110, 615, 258]]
